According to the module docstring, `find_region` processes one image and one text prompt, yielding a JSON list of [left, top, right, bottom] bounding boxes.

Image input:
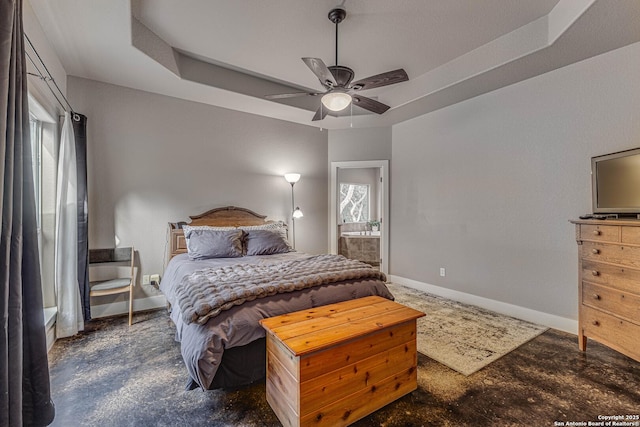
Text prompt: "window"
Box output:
[[340, 183, 369, 223], [28, 94, 57, 310], [29, 113, 42, 232]]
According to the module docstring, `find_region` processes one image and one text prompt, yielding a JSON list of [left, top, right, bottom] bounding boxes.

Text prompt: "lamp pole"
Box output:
[[284, 173, 302, 249], [290, 181, 296, 249]]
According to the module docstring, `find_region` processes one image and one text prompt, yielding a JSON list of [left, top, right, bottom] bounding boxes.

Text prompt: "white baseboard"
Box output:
[[90, 295, 167, 319], [387, 275, 578, 334], [41, 296, 166, 352]]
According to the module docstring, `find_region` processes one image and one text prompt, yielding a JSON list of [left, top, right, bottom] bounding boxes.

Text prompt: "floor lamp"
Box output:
[[284, 173, 303, 249]]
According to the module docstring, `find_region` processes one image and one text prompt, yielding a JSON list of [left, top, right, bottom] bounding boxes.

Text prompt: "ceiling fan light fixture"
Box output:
[[321, 92, 352, 112]]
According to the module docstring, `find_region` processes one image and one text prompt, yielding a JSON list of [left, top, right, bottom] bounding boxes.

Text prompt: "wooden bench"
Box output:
[[259, 296, 425, 427]]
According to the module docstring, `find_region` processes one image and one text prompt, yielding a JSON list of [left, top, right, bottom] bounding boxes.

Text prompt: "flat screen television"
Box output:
[[592, 147, 640, 215]]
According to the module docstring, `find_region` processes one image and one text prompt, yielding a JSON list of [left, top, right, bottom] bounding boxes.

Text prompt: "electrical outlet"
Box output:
[[439, 268, 446, 277], [150, 274, 160, 284], [142, 275, 150, 285]]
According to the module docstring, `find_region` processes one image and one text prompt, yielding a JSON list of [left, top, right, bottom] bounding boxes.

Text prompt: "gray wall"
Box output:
[[390, 41, 640, 321], [68, 77, 328, 302], [328, 127, 392, 162]]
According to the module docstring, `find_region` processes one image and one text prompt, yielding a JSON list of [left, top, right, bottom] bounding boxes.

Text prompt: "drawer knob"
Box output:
[[592, 320, 600, 326], [593, 294, 600, 300], [591, 270, 600, 276], [591, 248, 600, 255], [593, 230, 601, 236]]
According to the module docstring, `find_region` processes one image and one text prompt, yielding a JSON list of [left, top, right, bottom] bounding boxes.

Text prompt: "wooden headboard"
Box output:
[[167, 206, 275, 260]]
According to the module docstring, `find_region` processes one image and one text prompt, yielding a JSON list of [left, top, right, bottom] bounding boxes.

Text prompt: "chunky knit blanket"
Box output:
[[175, 254, 386, 325]]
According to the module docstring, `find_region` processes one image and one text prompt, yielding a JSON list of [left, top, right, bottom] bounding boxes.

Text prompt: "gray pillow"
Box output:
[[244, 229, 292, 256], [185, 229, 244, 260]]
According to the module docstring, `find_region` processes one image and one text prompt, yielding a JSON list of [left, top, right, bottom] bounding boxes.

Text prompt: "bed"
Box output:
[[160, 206, 394, 390]]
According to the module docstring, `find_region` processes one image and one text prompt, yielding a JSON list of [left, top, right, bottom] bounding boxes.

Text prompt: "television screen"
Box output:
[[592, 147, 640, 214]]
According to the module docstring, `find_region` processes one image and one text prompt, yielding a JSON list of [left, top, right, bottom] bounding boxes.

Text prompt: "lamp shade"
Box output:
[[321, 92, 352, 112], [284, 173, 301, 184], [292, 207, 304, 219]]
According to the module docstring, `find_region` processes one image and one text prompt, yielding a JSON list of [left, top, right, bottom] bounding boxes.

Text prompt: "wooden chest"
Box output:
[[259, 296, 425, 427], [571, 219, 640, 362]]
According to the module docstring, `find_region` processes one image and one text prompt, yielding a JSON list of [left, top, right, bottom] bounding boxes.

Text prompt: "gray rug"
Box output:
[[387, 282, 548, 376]]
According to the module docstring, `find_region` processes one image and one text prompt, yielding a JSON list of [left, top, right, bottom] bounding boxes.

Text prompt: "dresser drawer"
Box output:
[[621, 226, 640, 244], [580, 305, 640, 361], [582, 261, 640, 294], [579, 224, 619, 242], [582, 281, 640, 324], [581, 242, 640, 269]]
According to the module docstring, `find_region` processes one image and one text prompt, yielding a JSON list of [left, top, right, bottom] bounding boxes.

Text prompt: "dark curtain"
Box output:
[[0, 0, 56, 425], [73, 114, 90, 321]]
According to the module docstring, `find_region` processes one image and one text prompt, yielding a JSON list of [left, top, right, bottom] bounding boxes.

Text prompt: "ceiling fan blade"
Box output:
[[352, 95, 390, 115], [312, 105, 329, 121], [265, 92, 319, 99], [350, 69, 408, 91], [302, 57, 337, 88]]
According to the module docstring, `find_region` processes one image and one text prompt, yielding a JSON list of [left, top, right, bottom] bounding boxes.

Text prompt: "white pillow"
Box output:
[[182, 224, 237, 240], [237, 221, 289, 240]]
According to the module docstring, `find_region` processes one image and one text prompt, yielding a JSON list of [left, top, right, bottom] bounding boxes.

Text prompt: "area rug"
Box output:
[[386, 282, 548, 376]]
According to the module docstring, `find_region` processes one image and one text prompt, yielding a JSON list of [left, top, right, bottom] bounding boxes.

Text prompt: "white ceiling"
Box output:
[[29, 0, 640, 129]]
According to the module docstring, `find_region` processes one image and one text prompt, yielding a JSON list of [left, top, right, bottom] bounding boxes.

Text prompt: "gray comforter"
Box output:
[[160, 252, 393, 390], [176, 254, 387, 325]]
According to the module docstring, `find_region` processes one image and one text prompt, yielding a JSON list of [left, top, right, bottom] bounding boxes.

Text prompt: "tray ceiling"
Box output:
[[29, 0, 640, 128]]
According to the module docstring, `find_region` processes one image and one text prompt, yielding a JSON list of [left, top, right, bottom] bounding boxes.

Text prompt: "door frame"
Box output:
[[330, 160, 389, 274]]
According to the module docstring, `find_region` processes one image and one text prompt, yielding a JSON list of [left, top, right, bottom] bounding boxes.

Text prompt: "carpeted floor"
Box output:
[[388, 283, 548, 375], [47, 302, 640, 426]]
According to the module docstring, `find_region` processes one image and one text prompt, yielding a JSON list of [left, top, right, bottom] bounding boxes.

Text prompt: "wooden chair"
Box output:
[[89, 247, 136, 326]]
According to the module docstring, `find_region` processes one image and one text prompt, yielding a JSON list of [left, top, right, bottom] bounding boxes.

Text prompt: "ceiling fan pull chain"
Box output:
[[350, 102, 353, 127]]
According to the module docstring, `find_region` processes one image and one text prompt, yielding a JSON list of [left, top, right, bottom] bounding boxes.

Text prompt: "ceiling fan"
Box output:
[[265, 7, 409, 121]]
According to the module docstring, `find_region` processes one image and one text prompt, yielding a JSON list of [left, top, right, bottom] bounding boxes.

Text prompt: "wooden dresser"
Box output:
[[570, 219, 640, 362]]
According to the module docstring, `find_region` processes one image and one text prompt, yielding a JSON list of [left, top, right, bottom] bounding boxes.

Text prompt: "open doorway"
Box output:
[[330, 160, 389, 274]]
